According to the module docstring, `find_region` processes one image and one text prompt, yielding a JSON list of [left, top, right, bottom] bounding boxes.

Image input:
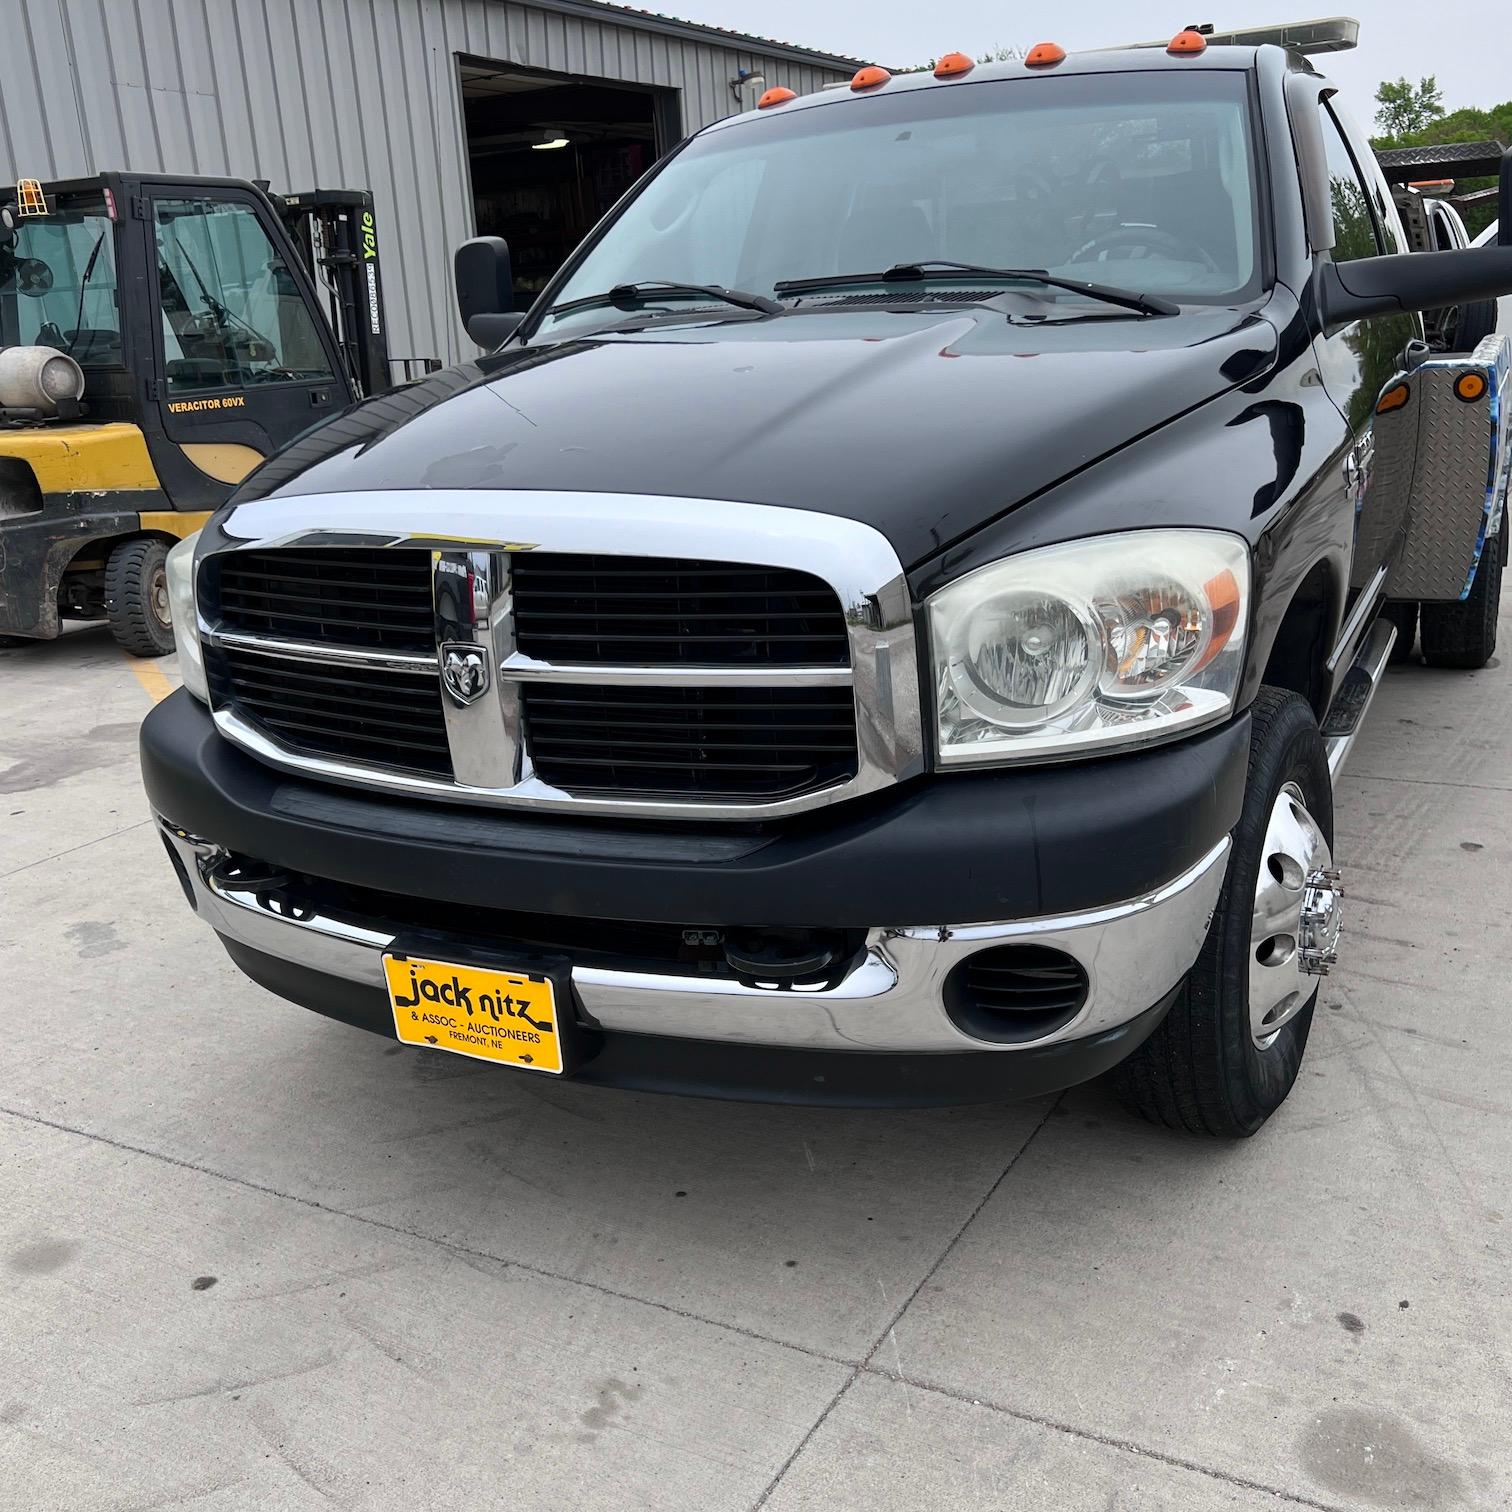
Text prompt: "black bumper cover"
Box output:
[[142, 691, 1248, 927]]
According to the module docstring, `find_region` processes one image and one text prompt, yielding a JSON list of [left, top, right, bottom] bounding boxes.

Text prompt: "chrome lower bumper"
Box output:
[[158, 821, 1229, 1055]]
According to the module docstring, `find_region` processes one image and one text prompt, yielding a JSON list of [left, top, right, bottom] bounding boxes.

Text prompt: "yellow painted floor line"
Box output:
[[127, 657, 177, 705]]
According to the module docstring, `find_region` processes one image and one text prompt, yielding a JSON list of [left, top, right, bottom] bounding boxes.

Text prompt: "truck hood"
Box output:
[[242, 305, 1278, 568]]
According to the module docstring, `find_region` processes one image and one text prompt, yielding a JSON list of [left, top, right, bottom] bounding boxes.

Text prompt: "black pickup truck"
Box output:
[[142, 32, 1512, 1136]]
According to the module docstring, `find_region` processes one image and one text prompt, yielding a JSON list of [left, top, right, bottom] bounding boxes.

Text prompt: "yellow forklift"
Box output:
[[0, 173, 427, 654]]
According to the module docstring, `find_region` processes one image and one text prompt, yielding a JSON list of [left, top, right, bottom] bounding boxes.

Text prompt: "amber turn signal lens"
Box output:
[[1168, 29, 1208, 54], [1024, 42, 1066, 68], [1455, 372, 1488, 403], [934, 52, 974, 78], [850, 65, 891, 90], [1376, 383, 1411, 415], [757, 87, 796, 109]]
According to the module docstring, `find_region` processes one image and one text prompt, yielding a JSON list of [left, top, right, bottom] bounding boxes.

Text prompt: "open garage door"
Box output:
[[459, 58, 680, 309]]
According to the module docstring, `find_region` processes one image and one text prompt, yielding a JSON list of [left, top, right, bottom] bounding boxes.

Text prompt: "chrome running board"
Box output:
[[1322, 618, 1397, 779]]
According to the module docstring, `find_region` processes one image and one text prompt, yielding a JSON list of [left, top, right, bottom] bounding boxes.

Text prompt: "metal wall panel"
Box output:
[[0, 0, 851, 366]]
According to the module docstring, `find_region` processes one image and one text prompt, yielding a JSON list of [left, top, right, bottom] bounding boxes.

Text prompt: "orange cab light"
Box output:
[[935, 52, 975, 78], [757, 86, 797, 109], [851, 65, 891, 91], [1456, 372, 1488, 403], [1024, 42, 1067, 68], [1376, 382, 1411, 415], [1168, 28, 1208, 54]]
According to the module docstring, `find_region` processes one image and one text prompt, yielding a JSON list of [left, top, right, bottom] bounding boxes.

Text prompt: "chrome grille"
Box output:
[[198, 493, 923, 820], [212, 548, 434, 653], [210, 646, 453, 778], [524, 683, 857, 798], [511, 554, 849, 667]]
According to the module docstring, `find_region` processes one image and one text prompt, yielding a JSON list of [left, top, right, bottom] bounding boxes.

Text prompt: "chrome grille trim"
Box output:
[[196, 490, 924, 820], [210, 630, 437, 674]]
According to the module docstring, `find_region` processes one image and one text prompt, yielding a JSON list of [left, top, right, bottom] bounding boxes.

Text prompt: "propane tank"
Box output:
[[0, 345, 86, 413]]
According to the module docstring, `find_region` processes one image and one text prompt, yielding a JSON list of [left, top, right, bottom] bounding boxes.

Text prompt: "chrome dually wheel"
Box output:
[[1115, 688, 1334, 1138], [1249, 782, 1340, 1048]]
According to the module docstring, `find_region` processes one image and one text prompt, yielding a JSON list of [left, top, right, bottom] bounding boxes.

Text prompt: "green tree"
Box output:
[[1374, 76, 1446, 139], [1372, 96, 1512, 240]]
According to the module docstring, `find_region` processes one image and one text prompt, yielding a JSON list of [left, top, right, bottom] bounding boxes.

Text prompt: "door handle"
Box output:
[[1344, 434, 1375, 498]]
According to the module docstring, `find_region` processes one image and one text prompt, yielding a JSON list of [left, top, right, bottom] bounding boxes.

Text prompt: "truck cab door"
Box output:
[[1308, 100, 1424, 602], [135, 185, 356, 510]]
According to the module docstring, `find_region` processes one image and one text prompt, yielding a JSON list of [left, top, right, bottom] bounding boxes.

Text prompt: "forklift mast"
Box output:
[[275, 189, 387, 397]]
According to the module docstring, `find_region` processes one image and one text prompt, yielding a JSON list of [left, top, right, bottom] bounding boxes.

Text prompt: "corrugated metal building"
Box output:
[[0, 0, 858, 365]]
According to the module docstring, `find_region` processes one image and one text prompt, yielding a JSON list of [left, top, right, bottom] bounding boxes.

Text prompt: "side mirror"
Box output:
[[1322, 147, 1512, 325], [1321, 244, 1512, 327], [454, 236, 519, 346]]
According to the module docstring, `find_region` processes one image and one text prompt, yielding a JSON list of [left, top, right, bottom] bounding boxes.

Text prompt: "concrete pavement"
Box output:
[[1, 615, 1509, 1510]]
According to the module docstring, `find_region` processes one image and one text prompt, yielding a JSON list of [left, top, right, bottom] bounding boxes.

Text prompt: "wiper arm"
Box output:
[[549, 280, 783, 318], [774, 261, 1180, 317]]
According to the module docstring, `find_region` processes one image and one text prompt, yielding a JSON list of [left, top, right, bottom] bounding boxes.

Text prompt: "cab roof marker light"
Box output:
[[757, 86, 797, 109], [1168, 28, 1208, 54], [850, 65, 891, 91], [934, 52, 975, 78], [1024, 42, 1067, 68]]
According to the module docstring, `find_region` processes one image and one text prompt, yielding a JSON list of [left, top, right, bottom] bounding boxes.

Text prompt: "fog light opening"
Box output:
[[945, 944, 1088, 1045]]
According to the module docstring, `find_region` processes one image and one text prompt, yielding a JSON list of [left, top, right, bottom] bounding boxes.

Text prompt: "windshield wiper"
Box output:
[[774, 261, 1180, 317], [549, 280, 783, 318]]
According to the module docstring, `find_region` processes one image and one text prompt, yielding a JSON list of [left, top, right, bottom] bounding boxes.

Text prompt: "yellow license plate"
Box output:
[[383, 953, 564, 1074]]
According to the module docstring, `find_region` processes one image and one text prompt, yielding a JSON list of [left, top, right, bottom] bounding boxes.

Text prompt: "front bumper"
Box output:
[[159, 819, 1228, 1057], [144, 691, 1248, 1103]]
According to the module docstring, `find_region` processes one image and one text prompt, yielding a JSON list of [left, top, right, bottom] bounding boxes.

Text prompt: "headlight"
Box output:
[[927, 529, 1249, 765], [165, 532, 209, 703]]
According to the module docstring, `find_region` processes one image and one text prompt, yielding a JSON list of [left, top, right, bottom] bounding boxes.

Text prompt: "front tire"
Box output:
[[1420, 533, 1502, 670], [104, 536, 174, 657], [1114, 689, 1336, 1137]]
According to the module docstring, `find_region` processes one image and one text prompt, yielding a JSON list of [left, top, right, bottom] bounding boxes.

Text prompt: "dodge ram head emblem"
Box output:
[[441, 643, 490, 704]]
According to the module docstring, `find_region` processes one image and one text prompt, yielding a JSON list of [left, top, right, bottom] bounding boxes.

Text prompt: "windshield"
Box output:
[[539, 71, 1263, 338], [0, 203, 121, 365]]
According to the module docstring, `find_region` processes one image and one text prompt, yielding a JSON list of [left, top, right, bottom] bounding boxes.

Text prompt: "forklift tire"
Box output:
[[1420, 533, 1502, 670], [104, 536, 175, 658], [1113, 689, 1332, 1138], [1382, 601, 1417, 665]]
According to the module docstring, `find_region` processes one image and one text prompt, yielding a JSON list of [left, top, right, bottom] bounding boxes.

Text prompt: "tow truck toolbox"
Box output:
[[142, 25, 1512, 1135]]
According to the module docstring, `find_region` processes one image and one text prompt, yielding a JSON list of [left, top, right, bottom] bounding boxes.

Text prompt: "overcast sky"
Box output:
[[666, 3, 1508, 116]]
